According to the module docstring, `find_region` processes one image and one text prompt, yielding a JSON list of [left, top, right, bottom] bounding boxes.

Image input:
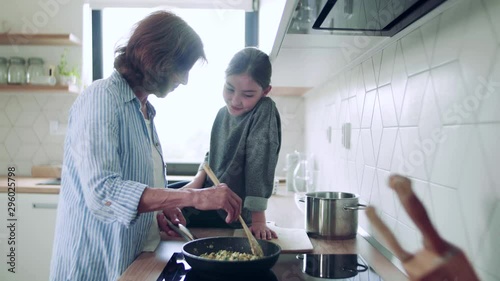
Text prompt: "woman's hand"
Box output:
[[192, 183, 242, 223], [250, 221, 277, 240], [157, 207, 186, 237]]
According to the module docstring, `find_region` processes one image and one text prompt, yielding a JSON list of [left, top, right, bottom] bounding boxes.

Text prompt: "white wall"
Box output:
[[0, 0, 84, 176], [304, 0, 500, 280]]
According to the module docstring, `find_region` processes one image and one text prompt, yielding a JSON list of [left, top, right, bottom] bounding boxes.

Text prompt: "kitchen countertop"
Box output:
[[119, 186, 408, 281], [0, 176, 196, 194]]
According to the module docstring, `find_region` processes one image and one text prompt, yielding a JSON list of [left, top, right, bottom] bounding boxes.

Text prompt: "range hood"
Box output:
[[309, 0, 447, 36]]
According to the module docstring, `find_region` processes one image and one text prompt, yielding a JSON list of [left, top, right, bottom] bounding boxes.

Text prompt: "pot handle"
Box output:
[[343, 263, 369, 273], [343, 204, 367, 211]]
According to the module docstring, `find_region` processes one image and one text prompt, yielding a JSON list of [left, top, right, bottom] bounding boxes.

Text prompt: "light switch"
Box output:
[[342, 123, 351, 149]]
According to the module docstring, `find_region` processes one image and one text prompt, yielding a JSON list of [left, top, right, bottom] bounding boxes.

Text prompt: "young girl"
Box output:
[[181, 47, 281, 240]]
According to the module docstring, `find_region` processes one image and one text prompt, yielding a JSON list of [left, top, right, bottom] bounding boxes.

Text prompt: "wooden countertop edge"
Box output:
[[0, 177, 61, 194]]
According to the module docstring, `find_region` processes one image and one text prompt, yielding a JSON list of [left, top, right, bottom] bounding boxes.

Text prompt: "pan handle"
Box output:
[[343, 263, 368, 273], [343, 204, 367, 211]]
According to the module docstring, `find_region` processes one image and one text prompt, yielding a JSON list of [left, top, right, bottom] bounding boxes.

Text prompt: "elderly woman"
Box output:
[[50, 11, 242, 281]]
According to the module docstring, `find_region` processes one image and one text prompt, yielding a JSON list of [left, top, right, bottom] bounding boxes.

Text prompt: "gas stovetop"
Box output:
[[157, 252, 384, 281]]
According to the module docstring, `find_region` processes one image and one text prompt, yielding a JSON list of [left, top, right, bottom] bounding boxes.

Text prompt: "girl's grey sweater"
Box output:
[[202, 97, 281, 226]]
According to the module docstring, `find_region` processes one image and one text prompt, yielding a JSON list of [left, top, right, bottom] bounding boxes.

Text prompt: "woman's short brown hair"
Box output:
[[114, 11, 206, 94]]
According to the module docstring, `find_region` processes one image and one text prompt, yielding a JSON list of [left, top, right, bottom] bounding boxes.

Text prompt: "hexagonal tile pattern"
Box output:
[[5, 96, 22, 125], [430, 125, 473, 188], [457, 125, 496, 258], [431, 61, 475, 125], [14, 127, 40, 144], [399, 127, 428, 181], [400, 71, 428, 126], [17, 95, 41, 112], [401, 28, 429, 76], [378, 84, 398, 127], [391, 42, 408, 122], [378, 41, 397, 87], [458, 1, 497, 96], [431, 0, 470, 67], [0, 127, 10, 143], [0, 95, 10, 109], [362, 58, 377, 92], [483, 0, 500, 43], [361, 89, 376, 128], [14, 111, 41, 127], [4, 131, 21, 159], [478, 49, 500, 123], [0, 111, 11, 127]]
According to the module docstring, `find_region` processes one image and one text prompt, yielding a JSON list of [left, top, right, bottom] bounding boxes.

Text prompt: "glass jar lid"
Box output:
[[9, 57, 25, 65], [28, 57, 44, 65]]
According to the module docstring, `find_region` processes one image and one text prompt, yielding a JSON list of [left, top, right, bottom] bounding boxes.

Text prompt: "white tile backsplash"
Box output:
[[477, 123, 500, 190], [377, 84, 399, 127], [458, 0, 498, 96], [401, 29, 429, 76], [391, 42, 408, 122], [0, 112, 11, 127], [399, 72, 429, 127], [378, 42, 397, 87], [457, 125, 497, 258], [430, 125, 473, 187], [377, 128, 398, 170], [483, 0, 500, 43], [0, 93, 76, 176], [431, 0, 470, 67], [361, 89, 376, 128], [362, 58, 377, 92], [399, 127, 428, 181], [478, 50, 500, 123], [303, 3, 500, 269]]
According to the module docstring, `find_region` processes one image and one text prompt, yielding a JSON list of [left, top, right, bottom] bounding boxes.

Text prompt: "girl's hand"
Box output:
[[250, 221, 278, 240]]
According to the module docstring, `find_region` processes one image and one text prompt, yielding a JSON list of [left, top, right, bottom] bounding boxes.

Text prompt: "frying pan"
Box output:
[[182, 237, 281, 276]]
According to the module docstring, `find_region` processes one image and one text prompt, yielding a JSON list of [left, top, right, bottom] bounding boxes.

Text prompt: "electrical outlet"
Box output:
[[49, 120, 67, 135], [49, 120, 59, 135], [342, 123, 351, 149]]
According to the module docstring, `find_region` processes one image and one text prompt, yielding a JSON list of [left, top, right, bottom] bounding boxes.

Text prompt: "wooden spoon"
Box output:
[[202, 162, 264, 257]]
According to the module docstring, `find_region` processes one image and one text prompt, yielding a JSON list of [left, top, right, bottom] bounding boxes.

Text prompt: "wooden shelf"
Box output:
[[0, 33, 81, 46], [0, 84, 79, 94]]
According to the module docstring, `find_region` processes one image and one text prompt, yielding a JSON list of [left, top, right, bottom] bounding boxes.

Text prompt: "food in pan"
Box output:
[[200, 250, 261, 261]]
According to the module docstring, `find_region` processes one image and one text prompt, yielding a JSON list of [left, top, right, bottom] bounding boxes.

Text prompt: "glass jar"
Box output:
[[27, 57, 45, 84], [0, 57, 7, 84], [7, 57, 26, 84]]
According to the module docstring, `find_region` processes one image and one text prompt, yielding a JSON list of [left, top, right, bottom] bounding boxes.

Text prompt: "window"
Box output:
[[100, 8, 245, 163]]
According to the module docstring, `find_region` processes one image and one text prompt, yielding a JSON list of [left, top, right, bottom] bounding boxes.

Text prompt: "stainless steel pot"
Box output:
[[304, 192, 366, 239]]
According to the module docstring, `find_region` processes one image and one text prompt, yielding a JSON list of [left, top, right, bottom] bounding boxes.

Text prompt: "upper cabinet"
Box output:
[[265, 0, 386, 90], [265, 0, 452, 90]]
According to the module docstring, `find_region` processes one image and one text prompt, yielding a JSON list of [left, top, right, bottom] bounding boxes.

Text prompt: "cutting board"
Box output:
[[233, 222, 313, 253]]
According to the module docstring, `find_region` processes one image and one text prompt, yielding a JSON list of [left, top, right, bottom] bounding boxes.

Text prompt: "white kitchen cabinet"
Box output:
[[0, 193, 58, 281]]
